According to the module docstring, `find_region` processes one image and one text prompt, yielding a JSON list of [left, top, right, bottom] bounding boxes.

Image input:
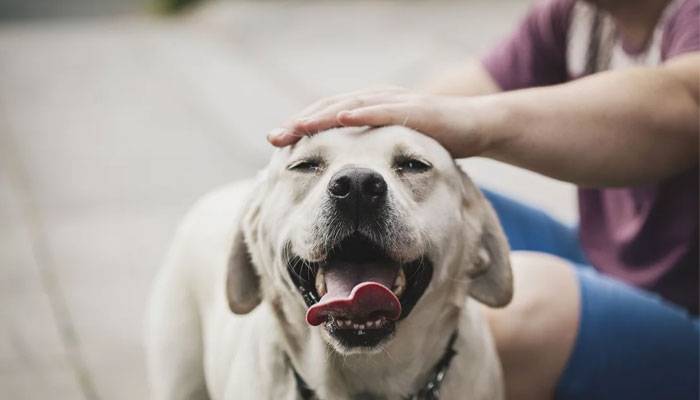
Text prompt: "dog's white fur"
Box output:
[[146, 126, 512, 400]]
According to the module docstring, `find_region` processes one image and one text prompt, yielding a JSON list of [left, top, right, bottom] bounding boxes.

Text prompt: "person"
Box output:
[[266, 0, 700, 399]]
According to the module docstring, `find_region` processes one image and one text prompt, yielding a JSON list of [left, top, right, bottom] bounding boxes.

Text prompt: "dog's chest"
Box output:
[[205, 304, 503, 400]]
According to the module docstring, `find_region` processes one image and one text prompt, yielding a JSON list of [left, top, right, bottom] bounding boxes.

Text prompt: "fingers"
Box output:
[[295, 95, 407, 134], [296, 97, 371, 133], [267, 87, 408, 146], [267, 128, 306, 147], [295, 86, 405, 119], [336, 103, 420, 127]]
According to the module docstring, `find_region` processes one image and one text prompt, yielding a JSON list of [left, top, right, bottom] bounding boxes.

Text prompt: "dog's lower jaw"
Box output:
[[320, 321, 396, 356]]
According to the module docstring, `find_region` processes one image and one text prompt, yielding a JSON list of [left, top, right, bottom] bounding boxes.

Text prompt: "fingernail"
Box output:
[[267, 128, 286, 141]]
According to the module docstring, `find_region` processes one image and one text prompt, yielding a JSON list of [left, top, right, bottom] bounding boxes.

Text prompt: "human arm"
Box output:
[[420, 59, 501, 96], [269, 53, 699, 187], [468, 53, 700, 187]]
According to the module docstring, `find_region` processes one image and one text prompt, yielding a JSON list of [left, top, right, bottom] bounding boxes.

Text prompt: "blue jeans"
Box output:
[[483, 189, 700, 400]]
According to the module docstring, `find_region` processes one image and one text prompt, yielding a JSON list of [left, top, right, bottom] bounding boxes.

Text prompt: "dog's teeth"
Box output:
[[366, 321, 374, 328], [392, 268, 406, 298], [353, 323, 360, 329], [315, 268, 326, 297]]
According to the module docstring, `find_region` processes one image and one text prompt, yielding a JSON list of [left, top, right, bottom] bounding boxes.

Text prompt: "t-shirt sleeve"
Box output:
[[662, 0, 700, 60], [481, 0, 575, 90]]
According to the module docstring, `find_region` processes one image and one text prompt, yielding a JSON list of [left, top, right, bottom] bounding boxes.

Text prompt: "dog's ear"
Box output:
[[226, 186, 264, 315], [226, 225, 261, 314], [459, 169, 513, 308]]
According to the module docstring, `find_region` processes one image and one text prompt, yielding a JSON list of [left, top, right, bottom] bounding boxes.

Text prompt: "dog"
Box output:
[[146, 125, 513, 400]]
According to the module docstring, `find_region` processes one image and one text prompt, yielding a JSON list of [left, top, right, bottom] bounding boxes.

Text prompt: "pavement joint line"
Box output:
[[0, 124, 101, 400]]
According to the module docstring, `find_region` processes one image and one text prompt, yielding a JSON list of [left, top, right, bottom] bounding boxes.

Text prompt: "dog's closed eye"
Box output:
[[393, 156, 432, 174], [287, 158, 324, 173]]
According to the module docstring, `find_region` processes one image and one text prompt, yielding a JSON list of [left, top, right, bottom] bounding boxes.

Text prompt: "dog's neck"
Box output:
[[270, 290, 465, 399], [291, 331, 459, 400]]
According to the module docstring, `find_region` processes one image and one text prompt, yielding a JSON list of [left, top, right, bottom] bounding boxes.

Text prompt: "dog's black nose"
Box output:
[[328, 167, 387, 214]]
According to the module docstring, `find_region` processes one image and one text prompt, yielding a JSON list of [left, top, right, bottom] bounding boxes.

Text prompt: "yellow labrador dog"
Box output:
[[146, 126, 512, 400]]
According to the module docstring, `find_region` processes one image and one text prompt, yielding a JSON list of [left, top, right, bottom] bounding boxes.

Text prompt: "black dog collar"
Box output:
[[290, 331, 459, 400]]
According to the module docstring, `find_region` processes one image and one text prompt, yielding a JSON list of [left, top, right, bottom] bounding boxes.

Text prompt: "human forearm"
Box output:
[[421, 59, 502, 97], [476, 54, 699, 186]]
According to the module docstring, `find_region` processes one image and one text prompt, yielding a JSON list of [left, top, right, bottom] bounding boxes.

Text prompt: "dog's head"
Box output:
[[227, 126, 511, 354]]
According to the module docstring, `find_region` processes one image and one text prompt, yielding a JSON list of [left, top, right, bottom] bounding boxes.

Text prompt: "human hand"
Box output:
[[267, 87, 490, 158]]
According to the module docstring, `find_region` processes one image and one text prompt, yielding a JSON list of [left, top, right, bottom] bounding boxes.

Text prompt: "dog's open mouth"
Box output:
[[287, 234, 433, 348]]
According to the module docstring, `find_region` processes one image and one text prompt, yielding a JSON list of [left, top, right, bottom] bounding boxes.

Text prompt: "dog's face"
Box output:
[[227, 126, 511, 355]]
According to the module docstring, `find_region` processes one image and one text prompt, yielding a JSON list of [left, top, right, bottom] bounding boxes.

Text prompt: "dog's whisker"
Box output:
[[446, 276, 471, 283], [288, 257, 312, 285], [302, 259, 314, 281], [379, 344, 396, 363], [401, 113, 410, 127]]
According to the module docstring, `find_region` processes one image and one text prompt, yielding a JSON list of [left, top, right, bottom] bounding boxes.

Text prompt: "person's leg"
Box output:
[[483, 252, 580, 399], [484, 251, 700, 400], [555, 266, 700, 400], [482, 188, 587, 264]]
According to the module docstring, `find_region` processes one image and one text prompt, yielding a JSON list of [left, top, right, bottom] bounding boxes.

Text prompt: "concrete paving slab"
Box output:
[[0, 19, 265, 219], [0, 367, 84, 400], [145, 21, 305, 159], [0, 160, 85, 397], [39, 204, 187, 400], [0, 225, 67, 373]]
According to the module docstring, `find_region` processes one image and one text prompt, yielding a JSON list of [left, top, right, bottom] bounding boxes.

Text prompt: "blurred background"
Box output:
[[0, 0, 576, 399]]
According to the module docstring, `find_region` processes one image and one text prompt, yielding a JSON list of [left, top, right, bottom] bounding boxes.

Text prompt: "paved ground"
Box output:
[[0, 1, 577, 399]]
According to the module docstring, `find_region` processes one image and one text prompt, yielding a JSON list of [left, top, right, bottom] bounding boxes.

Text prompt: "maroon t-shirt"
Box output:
[[482, 0, 699, 313]]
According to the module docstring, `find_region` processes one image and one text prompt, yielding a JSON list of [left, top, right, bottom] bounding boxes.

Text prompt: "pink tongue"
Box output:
[[306, 261, 402, 326]]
